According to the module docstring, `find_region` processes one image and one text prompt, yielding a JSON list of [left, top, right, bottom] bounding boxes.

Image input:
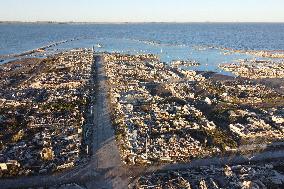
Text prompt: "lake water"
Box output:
[[0, 23, 283, 73]]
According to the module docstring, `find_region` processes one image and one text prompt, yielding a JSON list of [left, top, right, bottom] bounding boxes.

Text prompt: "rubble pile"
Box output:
[[0, 49, 93, 177], [133, 163, 284, 189], [219, 60, 284, 79], [104, 53, 284, 165]]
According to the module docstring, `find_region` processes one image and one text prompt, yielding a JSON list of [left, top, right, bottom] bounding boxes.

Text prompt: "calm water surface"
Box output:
[[0, 23, 283, 73]]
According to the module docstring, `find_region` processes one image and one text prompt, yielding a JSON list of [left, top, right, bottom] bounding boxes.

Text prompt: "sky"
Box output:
[[0, 0, 284, 22]]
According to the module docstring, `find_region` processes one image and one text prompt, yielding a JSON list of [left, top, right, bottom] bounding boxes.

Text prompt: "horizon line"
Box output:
[[1, 21, 284, 24]]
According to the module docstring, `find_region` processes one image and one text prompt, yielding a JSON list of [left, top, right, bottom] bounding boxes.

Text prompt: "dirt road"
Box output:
[[1, 54, 284, 189]]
